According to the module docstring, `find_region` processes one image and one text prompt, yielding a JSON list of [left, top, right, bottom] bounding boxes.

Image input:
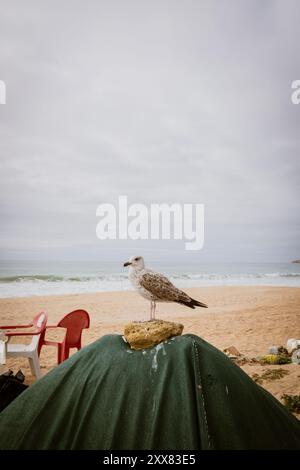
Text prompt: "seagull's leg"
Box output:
[[153, 301, 156, 320], [149, 301, 153, 321]]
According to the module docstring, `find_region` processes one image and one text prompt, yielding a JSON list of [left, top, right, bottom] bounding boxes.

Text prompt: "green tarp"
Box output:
[[0, 334, 299, 449]]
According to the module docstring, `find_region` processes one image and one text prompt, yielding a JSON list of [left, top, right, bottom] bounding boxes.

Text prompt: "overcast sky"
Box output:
[[0, 0, 299, 263]]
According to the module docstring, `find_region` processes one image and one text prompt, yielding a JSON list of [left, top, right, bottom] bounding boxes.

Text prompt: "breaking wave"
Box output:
[[1, 272, 299, 285], [0, 269, 300, 298]]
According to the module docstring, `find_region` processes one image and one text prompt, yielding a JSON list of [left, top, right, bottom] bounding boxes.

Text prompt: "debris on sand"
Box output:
[[281, 394, 300, 413], [252, 368, 289, 385], [223, 346, 258, 366], [257, 354, 291, 365]]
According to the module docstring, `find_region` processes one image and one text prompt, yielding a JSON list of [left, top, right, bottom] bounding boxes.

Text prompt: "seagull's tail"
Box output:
[[191, 298, 208, 308], [177, 298, 208, 309]]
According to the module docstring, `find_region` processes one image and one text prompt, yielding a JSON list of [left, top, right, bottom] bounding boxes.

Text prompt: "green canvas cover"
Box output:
[[0, 334, 299, 450]]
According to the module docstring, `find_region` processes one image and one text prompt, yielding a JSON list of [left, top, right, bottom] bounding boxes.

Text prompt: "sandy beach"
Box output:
[[1, 286, 299, 416]]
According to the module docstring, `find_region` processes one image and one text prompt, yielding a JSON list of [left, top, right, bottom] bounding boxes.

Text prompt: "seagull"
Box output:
[[123, 255, 208, 321]]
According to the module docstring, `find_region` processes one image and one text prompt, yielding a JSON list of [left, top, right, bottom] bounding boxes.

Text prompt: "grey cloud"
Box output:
[[0, 0, 299, 261]]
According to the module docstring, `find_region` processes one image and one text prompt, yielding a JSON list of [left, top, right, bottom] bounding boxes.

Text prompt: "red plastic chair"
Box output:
[[38, 310, 90, 364]]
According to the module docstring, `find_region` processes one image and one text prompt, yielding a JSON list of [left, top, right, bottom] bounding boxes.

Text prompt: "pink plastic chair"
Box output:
[[38, 310, 90, 364]]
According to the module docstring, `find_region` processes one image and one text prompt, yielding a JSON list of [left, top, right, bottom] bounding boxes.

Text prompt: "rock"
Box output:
[[124, 319, 184, 350]]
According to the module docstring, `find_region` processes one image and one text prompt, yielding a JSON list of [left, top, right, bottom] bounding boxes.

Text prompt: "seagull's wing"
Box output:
[[139, 271, 192, 303]]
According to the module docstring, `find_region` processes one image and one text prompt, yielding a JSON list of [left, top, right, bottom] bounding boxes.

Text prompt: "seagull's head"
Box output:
[[123, 255, 145, 270]]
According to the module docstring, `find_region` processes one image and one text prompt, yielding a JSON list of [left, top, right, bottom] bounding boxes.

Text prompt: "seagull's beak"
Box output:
[[123, 261, 131, 267]]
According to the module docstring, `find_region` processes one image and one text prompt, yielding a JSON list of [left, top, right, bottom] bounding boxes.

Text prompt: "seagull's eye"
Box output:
[[134, 257, 140, 261]]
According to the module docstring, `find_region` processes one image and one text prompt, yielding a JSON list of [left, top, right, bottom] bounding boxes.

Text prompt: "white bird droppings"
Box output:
[[151, 343, 165, 372]]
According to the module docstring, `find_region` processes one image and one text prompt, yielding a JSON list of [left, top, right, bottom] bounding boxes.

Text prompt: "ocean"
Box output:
[[0, 260, 299, 298]]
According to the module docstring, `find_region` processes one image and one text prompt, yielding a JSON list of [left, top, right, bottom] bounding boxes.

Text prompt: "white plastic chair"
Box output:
[[0, 331, 8, 374], [0, 312, 48, 380]]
